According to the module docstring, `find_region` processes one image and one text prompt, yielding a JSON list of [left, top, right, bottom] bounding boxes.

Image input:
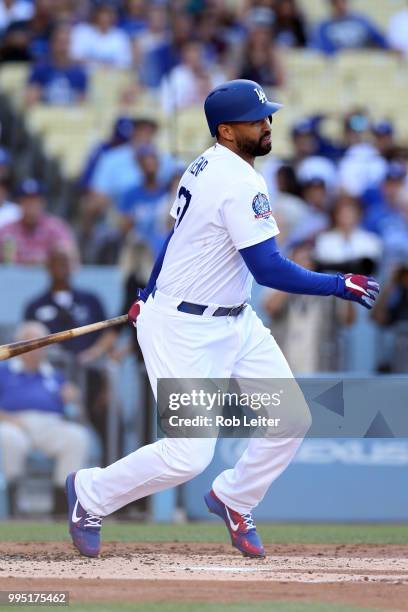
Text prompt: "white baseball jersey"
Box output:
[[157, 143, 279, 305]]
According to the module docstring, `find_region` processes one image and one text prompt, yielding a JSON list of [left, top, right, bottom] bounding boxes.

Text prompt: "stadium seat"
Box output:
[[320, 115, 344, 142], [89, 67, 134, 109], [296, 0, 327, 23], [295, 80, 344, 114], [224, 0, 245, 10], [120, 90, 163, 121], [26, 105, 98, 137], [353, 0, 407, 29], [297, 0, 406, 29], [354, 80, 408, 116], [7, 12, 406, 184], [43, 130, 99, 178], [25, 105, 106, 179], [283, 50, 329, 80], [334, 51, 398, 85], [0, 65, 29, 108], [160, 105, 211, 158], [392, 115, 408, 139], [270, 129, 293, 159]]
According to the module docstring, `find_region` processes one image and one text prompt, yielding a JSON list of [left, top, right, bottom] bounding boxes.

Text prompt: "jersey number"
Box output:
[[175, 186, 192, 227]]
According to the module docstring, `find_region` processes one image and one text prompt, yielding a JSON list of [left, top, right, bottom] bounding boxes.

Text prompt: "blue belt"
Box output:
[[151, 287, 246, 317], [177, 301, 247, 317]]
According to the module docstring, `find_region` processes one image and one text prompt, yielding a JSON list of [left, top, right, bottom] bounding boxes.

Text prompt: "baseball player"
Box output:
[[66, 80, 379, 559]]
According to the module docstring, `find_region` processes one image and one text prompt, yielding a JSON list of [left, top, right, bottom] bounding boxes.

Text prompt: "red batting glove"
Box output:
[[128, 289, 146, 327], [335, 273, 380, 309]]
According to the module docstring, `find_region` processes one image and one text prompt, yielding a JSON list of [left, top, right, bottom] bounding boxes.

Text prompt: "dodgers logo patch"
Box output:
[[252, 193, 272, 219]]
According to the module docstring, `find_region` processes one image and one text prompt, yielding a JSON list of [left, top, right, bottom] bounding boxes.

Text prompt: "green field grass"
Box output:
[[0, 520, 406, 544]]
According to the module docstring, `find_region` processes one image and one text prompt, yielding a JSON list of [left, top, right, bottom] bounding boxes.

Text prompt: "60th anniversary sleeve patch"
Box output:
[[252, 192, 272, 219]]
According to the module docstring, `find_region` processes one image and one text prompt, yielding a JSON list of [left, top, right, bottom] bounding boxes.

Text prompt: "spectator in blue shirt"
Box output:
[[26, 22, 88, 106], [28, 0, 55, 60], [0, 321, 89, 516], [290, 119, 320, 162], [291, 117, 345, 163], [118, 144, 169, 257], [119, 0, 147, 38], [313, 0, 388, 55], [137, 9, 192, 88], [372, 120, 396, 161], [80, 117, 177, 263], [362, 162, 408, 266], [88, 118, 175, 207], [362, 162, 407, 227], [79, 116, 135, 191]]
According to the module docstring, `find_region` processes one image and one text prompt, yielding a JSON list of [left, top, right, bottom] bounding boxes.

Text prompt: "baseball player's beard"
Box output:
[[236, 134, 272, 158]]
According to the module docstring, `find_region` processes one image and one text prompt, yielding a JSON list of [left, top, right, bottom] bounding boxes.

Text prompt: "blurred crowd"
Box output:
[[261, 107, 408, 373], [0, 0, 408, 514], [0, 0, 407, 108], [0, 242, 146, 517], [0, 0, 406, 355]]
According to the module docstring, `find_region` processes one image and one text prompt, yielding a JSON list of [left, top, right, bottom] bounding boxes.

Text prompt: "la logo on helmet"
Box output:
[[254, 88, 267, 103]]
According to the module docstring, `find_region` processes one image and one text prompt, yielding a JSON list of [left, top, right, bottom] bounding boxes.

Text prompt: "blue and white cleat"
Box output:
[[204, 489, 265, 559], [65, 472, 102, 558]]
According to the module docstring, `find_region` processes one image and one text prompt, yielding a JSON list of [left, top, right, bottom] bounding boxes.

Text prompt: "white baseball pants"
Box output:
[[76, 291, 311, 516]]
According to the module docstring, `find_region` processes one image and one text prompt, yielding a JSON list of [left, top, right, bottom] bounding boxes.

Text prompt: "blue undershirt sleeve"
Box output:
[[142, 229, 174, 300], [240, 237, 343, 296]]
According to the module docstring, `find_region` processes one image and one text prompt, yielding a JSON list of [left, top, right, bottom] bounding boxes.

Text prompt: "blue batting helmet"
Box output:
[[204, 79, 282, 137]]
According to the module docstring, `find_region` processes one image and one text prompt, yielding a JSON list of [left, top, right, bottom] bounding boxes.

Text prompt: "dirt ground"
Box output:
[[1, 542, 408, 610]]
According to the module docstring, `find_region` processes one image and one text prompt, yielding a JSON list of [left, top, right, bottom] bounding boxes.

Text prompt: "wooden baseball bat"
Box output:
[[0, 315, 129, 361]]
